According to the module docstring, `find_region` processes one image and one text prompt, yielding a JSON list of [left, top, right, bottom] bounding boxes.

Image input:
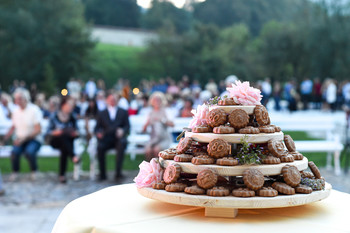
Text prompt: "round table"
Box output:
[[52, 183, 350, 233]]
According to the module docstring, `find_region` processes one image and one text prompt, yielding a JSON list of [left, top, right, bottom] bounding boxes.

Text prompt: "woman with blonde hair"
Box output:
[[142, 92, 174, 161]]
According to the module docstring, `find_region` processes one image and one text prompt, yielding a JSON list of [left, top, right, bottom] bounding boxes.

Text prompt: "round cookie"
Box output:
[[191, 155, 215, 165], [165, 183, 187, 192], [308, 161, 322, 179], [192, 125, 212, 133], [207, 186, 230, 196], [218, 97, 237, 106], [270, 125, 281, 132], [295, 184, 313, 194], [254, 105, 270, 126], [300, 170, 314, 179], [257, 187, 278, 197], [177, 137, 193, 154], [272, 182, 295, 195], [280, 154, 294, 163], [206, 109, 227, 128], [258, 125, 275, 133], [284, 135, 296, 152], [289, 151, 303, 160], [216, 157, 238, 166], [282, 165, 301, 187], [158, 150, 176, 160], [262, 156, 281, 164], [228, 109, 249, 129], [197, 169, 218, 189], [239, 126, 260, 134], [232, 188, 255, 197], [174, 154, 193, 162], [268, 140, 286, 158], [243, 168, 264, 190], [213, 125, 235, 134], [184, 185, 206, 195], [207, 138, 230, 158], [152, 181, 166, 190], [163, 163, 181, 184]]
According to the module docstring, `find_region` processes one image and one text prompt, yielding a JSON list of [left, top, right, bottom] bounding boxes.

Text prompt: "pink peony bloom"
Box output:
[[188, 104, 209, 128], [134, 158, 163, 188], [227, 80, 262, 105]]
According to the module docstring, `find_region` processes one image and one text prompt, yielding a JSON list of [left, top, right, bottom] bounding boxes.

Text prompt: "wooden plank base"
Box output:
[[205, 207, 238, 218]]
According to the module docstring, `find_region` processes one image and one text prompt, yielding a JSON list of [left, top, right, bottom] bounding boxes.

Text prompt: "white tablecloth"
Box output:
[[52, 184, 350, 233]]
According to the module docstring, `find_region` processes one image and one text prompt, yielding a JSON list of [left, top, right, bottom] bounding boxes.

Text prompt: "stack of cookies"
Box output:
[[153, 102, 327, 198]]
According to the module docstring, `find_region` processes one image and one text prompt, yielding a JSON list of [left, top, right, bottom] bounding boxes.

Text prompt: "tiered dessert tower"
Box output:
[[136, 81, 331, 218]]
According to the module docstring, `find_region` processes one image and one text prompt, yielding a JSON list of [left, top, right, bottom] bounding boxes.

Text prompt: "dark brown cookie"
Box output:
[[206, 109, 227, 128], [165, 183, 187, 192], [228, 109, 249, 129], [218, 97, 238, 106], [207, 186, 230, 196], [280, 154, 294, 163], [192, 125, 212, 133], [268, 140, 286, 158], [282, 165, 301, 187], [243, 169, 264, 191], [254, 105, 270, 126], [191, 155, 215, 165], [308, 161, 321, 179], [257, 187, 278, 197], [284, 135, 296, 152], [184, 185, 206, 195], [177, 137, 193, 153], [216, 157, 239, 166], [295, 184, 313, 194], [272, 182, 295, 195], [174, 154, 193, 162], [258, 125, 275, 133], [213, 125, 235, 134], [239, 126, 260, 134], [152, 181, 166, 190], [197, 169, 218, 189], [262, 155, 281, 164], [207, 138, 230, 158], [232, 188, 256, 197], [289, 151, 304, 160], [163, 163, 181, 184]]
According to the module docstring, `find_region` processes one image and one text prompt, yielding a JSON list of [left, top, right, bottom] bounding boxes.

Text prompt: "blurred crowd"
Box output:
[[1, 76, 350, 122], [1, 76, 350, 184]]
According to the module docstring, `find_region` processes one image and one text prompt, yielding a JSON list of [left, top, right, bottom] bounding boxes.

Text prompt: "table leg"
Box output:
[[205, 207, 238, 218]]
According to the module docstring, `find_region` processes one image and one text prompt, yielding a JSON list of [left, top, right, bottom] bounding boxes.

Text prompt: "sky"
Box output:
[[137, 0, 205, 9]]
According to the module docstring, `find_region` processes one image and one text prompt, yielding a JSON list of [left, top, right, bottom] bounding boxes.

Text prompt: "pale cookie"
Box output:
[[232, 188, 256, 197], [239, 126, 260, 134], [257, 187, 278, 197], [152, 181, 166, 190], [184, 185, 206, 195], [272, 182, 295, 195], [280, 154, 294, 163], [282, 165, 301, 187], [295, 184, 313, 194], [213, 125, 235, 134], [207, 186, 230, 197], [216, 157, 239, 166], [262, 156, 281, 164], [191, 155, 215, 165], [165, 183, 187, 192], [174, 154, 193, 162], [192, 125, 212, 133]]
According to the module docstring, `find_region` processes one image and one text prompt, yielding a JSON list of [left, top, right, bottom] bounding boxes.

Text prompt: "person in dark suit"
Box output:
[[94, 93, 130, 181]]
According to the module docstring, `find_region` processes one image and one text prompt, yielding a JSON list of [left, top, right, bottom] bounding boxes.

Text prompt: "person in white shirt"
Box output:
[[4, 88, 43, 181]]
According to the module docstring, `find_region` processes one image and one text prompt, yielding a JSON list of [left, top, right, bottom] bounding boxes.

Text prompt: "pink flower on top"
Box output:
[[134, 158, 163, 188], [188, 104, 209, 128], [227, 80, 262, 105]]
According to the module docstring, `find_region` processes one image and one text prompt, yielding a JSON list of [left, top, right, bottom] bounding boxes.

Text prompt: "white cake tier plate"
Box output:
[[137, 182, 332, 218], [209, 105, 256, 114], [185, 131, 284, 143], [160, 157, 308, 176]]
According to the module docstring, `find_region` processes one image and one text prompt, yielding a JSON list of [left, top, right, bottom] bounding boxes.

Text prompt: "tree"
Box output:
[[83, 0, 140, 28], [0, 0, 94, 89], [141, 0, 192, 34]]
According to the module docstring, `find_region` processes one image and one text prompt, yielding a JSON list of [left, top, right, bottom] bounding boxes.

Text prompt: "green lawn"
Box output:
[[0, 131, 347, 174]]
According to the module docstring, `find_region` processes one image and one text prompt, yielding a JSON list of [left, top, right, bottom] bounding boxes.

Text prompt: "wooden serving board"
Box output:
[[160, 157, 308, 176], [137, 182, 332, 218], [185, 131, 284, 143], [209, 105, 255, 114]]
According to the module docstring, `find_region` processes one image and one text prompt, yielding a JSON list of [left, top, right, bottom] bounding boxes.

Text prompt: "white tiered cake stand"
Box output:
[[138, 131, 331, 218]]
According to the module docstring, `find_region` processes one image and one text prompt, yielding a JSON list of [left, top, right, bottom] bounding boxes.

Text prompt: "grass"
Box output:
[[0, 131, 348, 174]]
